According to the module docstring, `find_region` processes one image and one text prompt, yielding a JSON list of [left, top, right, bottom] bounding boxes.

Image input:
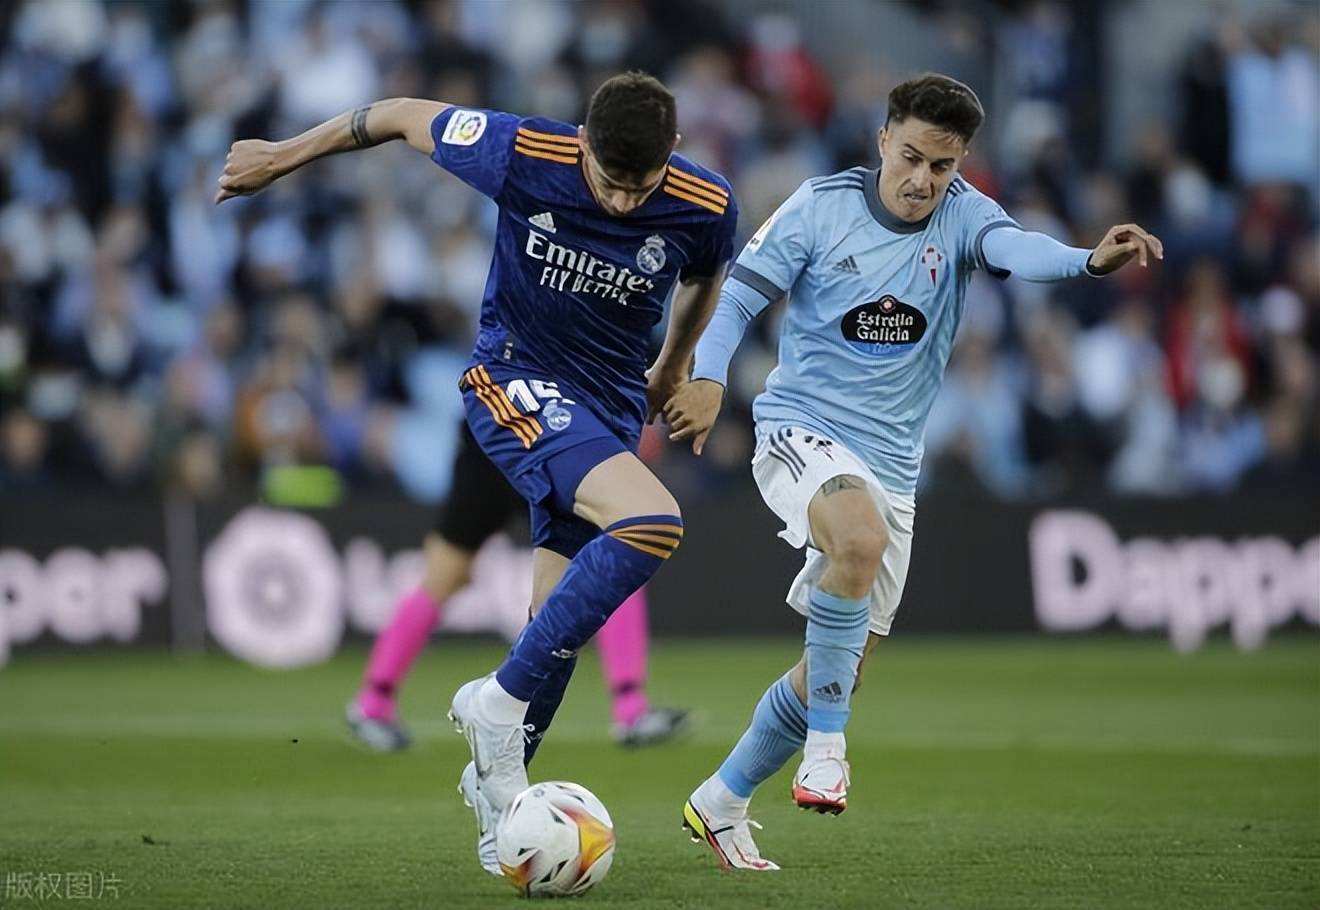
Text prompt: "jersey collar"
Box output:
[[577, 153, 665, 218], [865, 167, 932, 234]]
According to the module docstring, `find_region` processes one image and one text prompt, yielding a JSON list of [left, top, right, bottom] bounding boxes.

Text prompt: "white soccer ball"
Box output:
[[495, 781, 616, 898]]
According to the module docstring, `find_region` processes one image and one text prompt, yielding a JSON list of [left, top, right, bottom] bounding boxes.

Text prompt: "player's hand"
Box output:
[[645, 361, 687, 425], [663, 379, 724, 456], [215, 139, 283, 204], [1087, 223, 1164, 275]]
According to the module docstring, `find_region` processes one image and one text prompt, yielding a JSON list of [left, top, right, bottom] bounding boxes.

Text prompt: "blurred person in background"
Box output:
[[0, 407, 50, 488]]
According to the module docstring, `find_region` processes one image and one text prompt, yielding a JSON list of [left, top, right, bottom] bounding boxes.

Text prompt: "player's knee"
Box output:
[[606, 511, 684, 562], [641, 487, 681, 526], [828, 525, 888, 583], [585, 484, 680, 532]]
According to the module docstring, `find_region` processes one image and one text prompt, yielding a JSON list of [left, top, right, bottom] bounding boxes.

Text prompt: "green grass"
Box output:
[[1, 637, 1317, 909]]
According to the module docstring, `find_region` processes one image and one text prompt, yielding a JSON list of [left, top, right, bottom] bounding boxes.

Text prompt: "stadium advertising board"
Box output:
[[0, 489, 1314, 667]]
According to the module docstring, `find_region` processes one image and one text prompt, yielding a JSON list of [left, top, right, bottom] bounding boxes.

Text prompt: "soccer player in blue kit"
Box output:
[[217, 72, 738, 873], [664, 74, 1162, 870]]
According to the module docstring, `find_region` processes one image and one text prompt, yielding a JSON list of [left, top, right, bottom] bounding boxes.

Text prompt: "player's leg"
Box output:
[[496, 450, 682, 705], [598, 585, 689, 746], [683, 660, 798, 871], [462, 545, 570, 878], [685, 630, 887, 870], [349, 425, 516, 751], [449, 364, 683, 811], [599, 587, 649, 730], [454, 449, 683, 809], [785, 631, 883, 702], [686, 430, 898, 869], [348, 535, 474, 750], [788, 475, 887, 813], [521, 546, 688, 763], [519, 543, 573, 766]]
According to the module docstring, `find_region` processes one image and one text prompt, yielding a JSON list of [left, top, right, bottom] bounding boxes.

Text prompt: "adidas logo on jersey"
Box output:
[[832, 256, 859, 274], [530, 212, 557, 233]]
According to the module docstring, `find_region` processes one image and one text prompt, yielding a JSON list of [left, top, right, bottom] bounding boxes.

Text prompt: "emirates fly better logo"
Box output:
[[525, 230, 657, 304]]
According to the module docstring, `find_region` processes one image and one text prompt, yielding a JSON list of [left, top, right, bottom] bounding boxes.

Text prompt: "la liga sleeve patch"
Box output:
[[442, 110, 488, 146]]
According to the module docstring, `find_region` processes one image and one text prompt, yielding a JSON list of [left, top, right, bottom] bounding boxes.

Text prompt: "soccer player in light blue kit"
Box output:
[[664, 74, 1162, 870]]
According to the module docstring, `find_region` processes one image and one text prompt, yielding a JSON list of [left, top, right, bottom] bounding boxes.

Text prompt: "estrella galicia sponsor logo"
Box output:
[[636, 235, 666, 274], [542, 399, 572, 432], [841, 295, 927, 356]]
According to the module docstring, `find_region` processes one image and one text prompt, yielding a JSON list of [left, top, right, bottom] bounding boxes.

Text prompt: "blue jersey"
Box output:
[[694, 166, 1089, 494], [429, 107, 738, 431]]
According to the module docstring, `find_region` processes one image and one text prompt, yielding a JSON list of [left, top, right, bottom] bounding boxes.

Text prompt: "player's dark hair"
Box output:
[[585, 71, 677, 181], [886, 73, 984, 145]]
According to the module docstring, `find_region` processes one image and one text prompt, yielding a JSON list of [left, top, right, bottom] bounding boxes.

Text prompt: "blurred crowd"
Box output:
[[0, 0, 1316, 503]]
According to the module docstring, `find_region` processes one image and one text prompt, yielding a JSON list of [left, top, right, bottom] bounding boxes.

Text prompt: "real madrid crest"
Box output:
[[542, 399, 573, 431], [636, 235, 666, 275]]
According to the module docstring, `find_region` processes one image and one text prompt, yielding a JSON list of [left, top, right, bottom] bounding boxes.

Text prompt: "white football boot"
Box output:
[[448, 675, 531, 812], [682, 788, 779, 871], [457, 761, 502, 876], [791, 753, 850, 815]]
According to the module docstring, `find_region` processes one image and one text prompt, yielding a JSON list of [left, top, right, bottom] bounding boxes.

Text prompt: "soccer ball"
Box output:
[[495, 781, 615, 898]]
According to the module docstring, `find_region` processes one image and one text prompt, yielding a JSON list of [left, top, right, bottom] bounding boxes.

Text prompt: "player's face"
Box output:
[[578, 129, 672, 216], [877, 118, 968, 222]]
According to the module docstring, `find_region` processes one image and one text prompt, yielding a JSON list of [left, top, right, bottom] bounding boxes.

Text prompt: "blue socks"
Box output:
[[804, 589, 870, 733], [521, 650, 576, 766], [717, 673, 807, 798], [496, 515, 682, 702]]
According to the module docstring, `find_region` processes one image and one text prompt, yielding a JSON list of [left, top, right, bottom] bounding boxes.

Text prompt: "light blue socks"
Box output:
[[804, 589, 870, 733], [716, 673, 807, 798]]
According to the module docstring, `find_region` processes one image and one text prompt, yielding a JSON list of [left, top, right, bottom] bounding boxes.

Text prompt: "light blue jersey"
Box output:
[[693, 166, 1093, 494]]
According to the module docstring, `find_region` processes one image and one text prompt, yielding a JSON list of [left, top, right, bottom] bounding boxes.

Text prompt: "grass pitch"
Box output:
[[1, 637, 1316, 909]]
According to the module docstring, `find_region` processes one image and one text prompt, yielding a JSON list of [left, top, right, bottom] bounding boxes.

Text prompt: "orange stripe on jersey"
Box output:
[[515, 143, 580, 165], [516, 127, 579, 146], [477, 365, 543, 443], [663, 184, 725, 215], [666, 167, 729, 200], [664, 177, 728, 208], [514, 134, 582, 154]]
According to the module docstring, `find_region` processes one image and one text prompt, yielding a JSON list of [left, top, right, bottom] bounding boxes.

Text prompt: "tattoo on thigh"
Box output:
[[820, 476, 865, 496], [350, 105, 373, 148]]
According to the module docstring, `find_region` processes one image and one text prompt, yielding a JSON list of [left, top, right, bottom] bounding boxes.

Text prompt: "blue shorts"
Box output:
[[460, 360, 642, 559]]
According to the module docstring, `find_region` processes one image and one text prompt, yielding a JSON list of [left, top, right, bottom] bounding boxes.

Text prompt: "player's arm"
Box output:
[[662, 277, 773, 453], [647, 268, 728, 429], [666, 182, 815, 454], [215, 98, 449, 203], [980, 222, 1163, 281]]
